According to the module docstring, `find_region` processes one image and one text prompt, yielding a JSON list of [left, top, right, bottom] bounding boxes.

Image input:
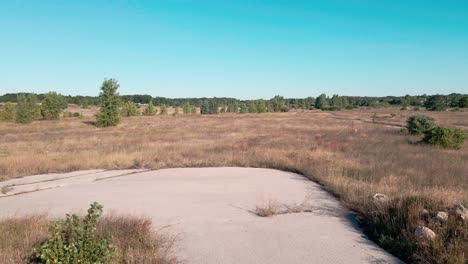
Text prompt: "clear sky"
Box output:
[[1, 0, 467, 99]]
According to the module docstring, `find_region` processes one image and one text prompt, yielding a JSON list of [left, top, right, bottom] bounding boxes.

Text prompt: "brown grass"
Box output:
[[0, 107, 467, 262], [0, 214, 177, 264]]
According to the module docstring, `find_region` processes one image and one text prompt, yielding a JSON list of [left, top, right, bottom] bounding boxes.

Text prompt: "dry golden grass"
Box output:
[[0, 214, 177, 264], [0, 107, 467, 262]]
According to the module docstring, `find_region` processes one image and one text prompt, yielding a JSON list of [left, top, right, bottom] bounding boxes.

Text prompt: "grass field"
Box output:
[[0, 107, 467, 263]]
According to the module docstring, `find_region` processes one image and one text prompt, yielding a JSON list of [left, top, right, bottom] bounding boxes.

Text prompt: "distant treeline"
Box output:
[[1, 93, 467, 111]]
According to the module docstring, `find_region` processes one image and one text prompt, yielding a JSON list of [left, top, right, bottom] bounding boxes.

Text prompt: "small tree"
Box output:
[[459, 96, 468, 108], [256, 100, 266, 113], [142, 101, 156, 116], [173, 107, 179, 116], [270, 95, 289, 112], [41, 92, 67, 120], [424, 95, 447, 111], [422, 127, 466, 149], [0, 102, 16, 121], [248, 101, 257, 113], [315, 94, 329, 110], [239, 103, 248, 113], [121, 101, 140, 117], [16, 94, 39, 124], [96, 79, 121, 127], [190, 105, 197, 114], [406, 115, 435, 135], [182, 102, 191, 114], [159, 104, 167, 115]]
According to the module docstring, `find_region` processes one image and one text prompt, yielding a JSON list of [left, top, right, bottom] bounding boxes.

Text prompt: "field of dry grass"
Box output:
[[0, 107, 467, 262]]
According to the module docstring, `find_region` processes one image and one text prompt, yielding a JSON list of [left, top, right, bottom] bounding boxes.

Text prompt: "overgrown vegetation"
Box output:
[[31, 202, 114, 263], [407, 115, 435, 134], [422, 127, 466, 149]]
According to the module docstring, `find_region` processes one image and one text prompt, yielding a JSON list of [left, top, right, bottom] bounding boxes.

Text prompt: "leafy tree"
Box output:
[[248, 101, 257, 113], [200, 101, 209, 114], [142, 101, 156, 116], [270, 95, 289, 112], [406, 115, 435, 135], [227, 102, 238, 113], [96, 79, 121, 127], [16, 94, 39, 124], [256, 100, 267, 113], [121, 101, 140, 117], [41, 92, 67, 120], [208, 101, 219, 114], [315, 94, 329, 109], [424, 95, 447, 111], [159, 104, 167, 115], [0, 102, 16, 121]]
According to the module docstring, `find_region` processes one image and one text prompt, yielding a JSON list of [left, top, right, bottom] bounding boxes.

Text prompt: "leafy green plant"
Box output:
[[31, 202, 114, 263], [159, 104, 168, 115], [422, 127, 466, 149], [406, 115, 435, 135]]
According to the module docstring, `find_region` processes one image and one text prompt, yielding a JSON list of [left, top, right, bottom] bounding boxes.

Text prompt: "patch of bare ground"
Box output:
[[0, 108, 467, 263], [0, 214, 177, 264]]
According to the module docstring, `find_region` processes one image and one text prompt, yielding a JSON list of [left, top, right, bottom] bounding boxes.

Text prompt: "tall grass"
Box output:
[[0, 108, 467, 262]]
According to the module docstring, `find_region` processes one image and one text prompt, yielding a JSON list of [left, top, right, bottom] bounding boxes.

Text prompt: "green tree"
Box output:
[[424, 95, 447, 111], [182, 102, 191, 114], [270, 96, 289, 112], [239, 103, 249, 113], [459, 96, 468, 108], [315, 94, 329, 110], [16, 94, 39, 124], [227, 102, 238, 113], [190, 105, 197, 114], [248, 101, 258, 113], [41, 92, 67, 120], [142, 101, 156, 116], [159, 104, 167, 115], [96, 79, 121, 127], [256, 100, 267, 113], [121, 101, 140, 117], [0, 102, 16, 121], [406, 115, 435, 135]]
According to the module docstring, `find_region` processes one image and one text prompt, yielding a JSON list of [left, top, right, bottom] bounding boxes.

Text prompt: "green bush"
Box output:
[[406, 115, 435, 135], [142, 101, 156, 116], [96, 79, 121, 127], [422, 127, 466, 149], [16, 94, 40, 124], [159, 104, 167, 115], [0, 102, 16, 121], [41, 92, 67, 120], [31, 202, 114, 263], [121, 101, 140, 117]]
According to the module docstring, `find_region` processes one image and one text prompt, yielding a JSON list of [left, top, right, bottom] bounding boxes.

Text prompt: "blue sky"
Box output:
[[1, 0, 467, 99]]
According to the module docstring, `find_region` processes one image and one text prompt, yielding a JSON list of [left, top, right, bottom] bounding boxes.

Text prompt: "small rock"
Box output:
[[414, 226, 437, 240], [453, 203, 468, 222], [435, 211, 448, 223], [421, 209, 429, 216], [373, 193, 389, 202]]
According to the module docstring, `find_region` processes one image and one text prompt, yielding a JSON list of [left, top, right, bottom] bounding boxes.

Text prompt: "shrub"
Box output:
[[422, 127, 466, 149], [0, 102, 16, 121], [41, 92, 67, 120], [173, 107, 179, 116], [159, 104, 167, 115], [96, 79, 121, 127], [406, 115, 435, 135], [121, 101, 140, 117], [72, 112, 81, 118], [190, 105, 197, 114], [143, 101, 156, 116], [16, 94, 40, 124], [424, 95, 447, 111], [182, 102, 191, 114], [31, 202, 114, 263]]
